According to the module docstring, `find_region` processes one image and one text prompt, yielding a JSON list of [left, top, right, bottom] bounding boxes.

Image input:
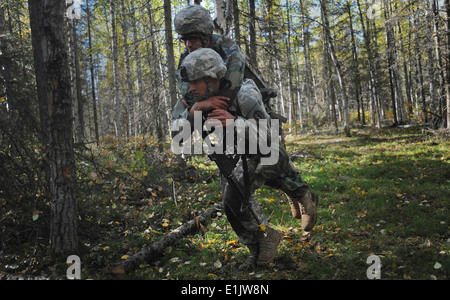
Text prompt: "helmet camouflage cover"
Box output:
[[174, 5, 214, 38], [180, 48, 227, 82]]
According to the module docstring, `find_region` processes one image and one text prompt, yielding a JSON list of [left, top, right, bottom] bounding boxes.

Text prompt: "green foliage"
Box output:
[[84, 127, 449, 279], [1, 124, 449, 280]]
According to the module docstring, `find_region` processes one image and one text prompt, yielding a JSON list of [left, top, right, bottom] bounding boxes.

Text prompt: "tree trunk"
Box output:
[[320, 0, 350, 136], [28, 0, 79, 256], [163, 0, 177, 109], [110, 0, 121, 139], [249, 0, 257, 68], [285, 0, 296, 135], [131, 1, 143, 136], [67, 17, 84, 143], [120, 0, 135, 138], [86, 0, 99, 145], [446, 0, 450, 128], [300, 0, 312, 121], [432, 0, 445, 122], [233, 0, 240, 46], [383, 0, 405, 125], [413, 9, 428, 123], [357, 0, 381, 128], [425, 0, 439, 129], [346, 0, 364, 125]]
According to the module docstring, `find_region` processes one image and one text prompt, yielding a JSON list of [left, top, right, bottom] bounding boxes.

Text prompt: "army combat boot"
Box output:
[[299, 192, 319, 231], [256, 227, 281, 266], [287, 192, 319, 231], [239, 244, 259, 271], [287, 195, 302, 219]]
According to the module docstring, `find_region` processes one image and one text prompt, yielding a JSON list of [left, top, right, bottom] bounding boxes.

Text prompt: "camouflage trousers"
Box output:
[[220, 144, 309, 246]]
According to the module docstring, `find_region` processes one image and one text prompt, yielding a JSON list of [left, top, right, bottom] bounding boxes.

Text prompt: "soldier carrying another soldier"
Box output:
[[172, 47, 319, 270]]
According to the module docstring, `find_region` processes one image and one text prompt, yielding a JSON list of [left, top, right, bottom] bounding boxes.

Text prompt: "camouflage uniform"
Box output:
[[172, 6, 246, 120], [220, 78, 309, 246], [172, 34, 246, 120], [172, 48, 310, 246]]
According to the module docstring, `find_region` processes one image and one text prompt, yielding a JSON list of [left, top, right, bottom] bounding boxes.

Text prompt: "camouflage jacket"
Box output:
[[172, 34, 246, 121]]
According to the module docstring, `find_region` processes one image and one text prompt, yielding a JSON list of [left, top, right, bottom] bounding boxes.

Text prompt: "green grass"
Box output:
[[1, 127, 448, 280], [124, 126, 449, 280]]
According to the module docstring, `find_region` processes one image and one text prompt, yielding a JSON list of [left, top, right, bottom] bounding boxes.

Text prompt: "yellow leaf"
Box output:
[[162, 222, 169, 227], [268, 198, 275, 203], [121, 255, 129, 260], [357, 211, 367, 218], [259, 224, 266, 232]]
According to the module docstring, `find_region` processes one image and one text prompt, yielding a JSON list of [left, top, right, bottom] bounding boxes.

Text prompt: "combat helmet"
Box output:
[[174, 5, 214, 41], [180, 48, 226, 82]]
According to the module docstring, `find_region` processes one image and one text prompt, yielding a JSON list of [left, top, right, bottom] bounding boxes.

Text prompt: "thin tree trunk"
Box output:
[[233, 0, 240, 46], [425, 0, 439, 129], [446, 0, 450, 128], [120, 0, 135, 138], [131, 1, 143, 136], [320, 0, 350, 135], [249, 0, 257, 67], [110, 0, 121, 139], [346, 1, 364, 125], [285, 0, 296, 135], [86, 0, 99, 144], [163, 0, 177, 109]]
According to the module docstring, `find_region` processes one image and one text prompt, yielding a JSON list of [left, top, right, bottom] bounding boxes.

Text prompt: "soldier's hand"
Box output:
[[206, 109, 236, 127], [190, 96, 230, 114]]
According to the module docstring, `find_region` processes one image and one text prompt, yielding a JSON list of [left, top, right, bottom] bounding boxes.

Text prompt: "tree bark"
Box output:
[[86, 0, 99, 144], [346, 0, 364, 125], [110, 0, 121, 139], [28, 0, 79, 256], [446, 0, 450, 128], [163, 0, 177, 109], [120, 0, 135, 138], [249, 0, 257, 68]]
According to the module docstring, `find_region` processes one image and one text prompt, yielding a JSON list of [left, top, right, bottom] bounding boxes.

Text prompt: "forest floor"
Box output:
[[1, 125, 449, 280]]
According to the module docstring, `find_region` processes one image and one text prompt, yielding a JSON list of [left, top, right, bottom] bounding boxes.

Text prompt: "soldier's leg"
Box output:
[[221, 157, 280, 268], [257, 143, 319, 230], [220, 157, 267, 246]]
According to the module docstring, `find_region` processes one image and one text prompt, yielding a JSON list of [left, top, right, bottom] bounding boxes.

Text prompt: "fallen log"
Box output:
[[111, 203, 222, 275]]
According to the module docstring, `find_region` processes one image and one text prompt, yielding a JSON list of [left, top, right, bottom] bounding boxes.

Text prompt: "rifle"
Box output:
[[208, 151, 266, 233], [207, 81, 266, 232]]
